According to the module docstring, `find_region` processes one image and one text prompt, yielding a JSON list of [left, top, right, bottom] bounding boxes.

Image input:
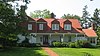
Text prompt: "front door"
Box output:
[[43, 35, 48, 44]]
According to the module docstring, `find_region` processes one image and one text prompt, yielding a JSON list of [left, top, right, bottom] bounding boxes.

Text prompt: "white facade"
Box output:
[[17, 33, 97, 45]]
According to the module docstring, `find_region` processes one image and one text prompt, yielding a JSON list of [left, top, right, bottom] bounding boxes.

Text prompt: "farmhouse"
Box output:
[[17, 17, 97, 46]]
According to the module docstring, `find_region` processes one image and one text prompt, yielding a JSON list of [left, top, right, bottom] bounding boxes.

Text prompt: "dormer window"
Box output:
[[64, 24, 71, 30], [39, 24, 43, 30], [28, 24, 32, 30], [52, 24, 59, 30]]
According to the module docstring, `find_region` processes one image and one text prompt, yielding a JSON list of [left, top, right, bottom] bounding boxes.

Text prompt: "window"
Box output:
[[28, 24, 32, 30], [39, 24, 43, 30], [64, 24, 71, 30], [77, 35, 84, 37], [88, 38, 95, 43], [52, 24, 59, 30]]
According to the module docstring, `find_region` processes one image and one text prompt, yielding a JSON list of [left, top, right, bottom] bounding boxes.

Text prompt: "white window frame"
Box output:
[[28, 24, 32, 30], [39, 24, 43, 30], [52, 24, 59, 30], [64, 24, 71, 30]]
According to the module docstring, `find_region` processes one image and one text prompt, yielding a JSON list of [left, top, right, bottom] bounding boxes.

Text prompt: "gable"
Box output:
[[27, 16, 35, 22]]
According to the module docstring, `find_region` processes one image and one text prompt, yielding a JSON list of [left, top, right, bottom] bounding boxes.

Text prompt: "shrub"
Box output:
[[68, 40, 94, 48], [75, 40, 81, 48], [52, 41, 61, 47], [82, 41, 92, 48], [68, 42, 76, 48], [52, 41, 68, 47], [61, 42, 67, 47], [35, 43, 41, 47], [74, 40, 85, 48], [61, 42, 68, 47]]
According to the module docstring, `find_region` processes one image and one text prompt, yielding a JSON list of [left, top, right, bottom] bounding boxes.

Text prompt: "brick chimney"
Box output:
[[88, 22, 95, 30], [50, 12, 56, 19]]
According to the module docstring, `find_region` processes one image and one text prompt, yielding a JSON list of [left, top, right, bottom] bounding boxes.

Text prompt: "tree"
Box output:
[[61, 14, 81, 20], [92, 8, 100, 30], [91, 8, 100, 44], [30, 9, 51, 18], [81, 5, 91, 28], [0, 0, 30, 47]]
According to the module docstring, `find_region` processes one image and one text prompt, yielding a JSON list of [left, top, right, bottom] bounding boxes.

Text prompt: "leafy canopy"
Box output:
[[30, 9, 51, 18]]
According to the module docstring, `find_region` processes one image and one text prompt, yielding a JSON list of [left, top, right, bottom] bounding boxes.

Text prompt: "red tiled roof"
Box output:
[[69, 19, 82, 28], [32, 18, 83, 33], [82, 29, 97, 37]]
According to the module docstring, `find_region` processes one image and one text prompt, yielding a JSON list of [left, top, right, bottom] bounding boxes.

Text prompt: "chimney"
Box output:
[[88, 22, 95, 30], [50, 12, 56, 19]]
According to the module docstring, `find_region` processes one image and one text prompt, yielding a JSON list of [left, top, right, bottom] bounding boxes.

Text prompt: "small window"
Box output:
[[64, 24, 71, 30], [39, 24, 43, 30], [28, 24, 32, 30], [52, 24, 59, 30], [88, 38, 95, 43], [77, 35, 84, 37]]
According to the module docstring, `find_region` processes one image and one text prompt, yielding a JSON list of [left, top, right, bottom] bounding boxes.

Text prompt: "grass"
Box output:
[[0, 47, 48, 56], [51, 47, 100, 56]]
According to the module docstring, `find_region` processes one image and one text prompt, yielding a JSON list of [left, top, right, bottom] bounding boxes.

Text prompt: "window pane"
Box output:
[[64, 24, 71, 30], [52, 24, 59, 30], [28, 24, 32, 30], [56, 24, 59, 30], [39, 24, 43, 30], [52, 24, 55, 30]]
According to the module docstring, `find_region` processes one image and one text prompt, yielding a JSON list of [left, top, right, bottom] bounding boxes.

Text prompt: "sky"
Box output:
[[26, 0, 100, 18]]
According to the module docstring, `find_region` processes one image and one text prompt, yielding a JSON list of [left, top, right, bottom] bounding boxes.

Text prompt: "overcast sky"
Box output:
[[26, 0, 100, 18]]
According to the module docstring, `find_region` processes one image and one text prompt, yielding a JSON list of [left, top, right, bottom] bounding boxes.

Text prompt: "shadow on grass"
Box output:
[[82, 52, 94, 56], [0, 47, 48, 56]]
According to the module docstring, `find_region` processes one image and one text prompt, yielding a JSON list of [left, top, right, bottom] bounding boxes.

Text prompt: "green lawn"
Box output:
[[0, 47, 48, 56], [51, 48, 100, 56]]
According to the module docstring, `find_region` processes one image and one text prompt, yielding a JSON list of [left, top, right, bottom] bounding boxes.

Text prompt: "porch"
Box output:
[[35, 33, 97, 46]]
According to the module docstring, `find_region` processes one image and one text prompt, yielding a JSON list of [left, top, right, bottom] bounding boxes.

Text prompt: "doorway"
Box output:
[[43, 35, 48, 45]]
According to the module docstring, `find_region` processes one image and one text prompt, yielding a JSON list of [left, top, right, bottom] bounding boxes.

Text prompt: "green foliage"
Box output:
[[30, 9, 51, 18], [61, 42, 67, 47], [0, 1, 30, 47], [61, 14, 81, 20], [68, 40, 93, 48], [82, 41, 93, 48], [92, 8, 100, 44], [52, 41, 67, 47], [92, 8, 100, 30], [68, 42, 76, 48], [82, 5, 90, 22], [81, 5, 91, 28], [52, 41, 61, 47]]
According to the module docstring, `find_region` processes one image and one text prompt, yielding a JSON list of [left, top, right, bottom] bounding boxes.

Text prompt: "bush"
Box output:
[[35, 43, 41, 47], [68, 40, 94, 48], [74, 40, 84, 48], [61, 42, 67, 47], [82, 41, 92, 48], [52, 41, 61, 47], [68, 42, 76, 48], [52, 41, 68, 47]]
